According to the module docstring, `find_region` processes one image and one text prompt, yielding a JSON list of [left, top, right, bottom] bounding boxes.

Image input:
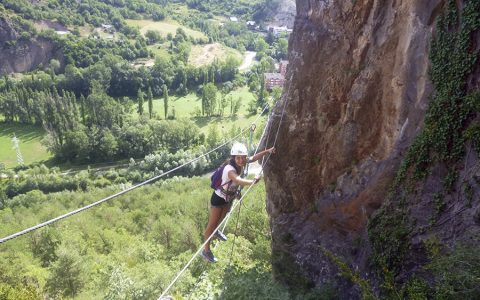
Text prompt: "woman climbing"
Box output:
[[201, 142, 275, 263]]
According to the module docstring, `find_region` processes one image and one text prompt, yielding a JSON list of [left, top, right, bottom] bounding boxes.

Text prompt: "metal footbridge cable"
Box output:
[[0, 106, 269, 245]]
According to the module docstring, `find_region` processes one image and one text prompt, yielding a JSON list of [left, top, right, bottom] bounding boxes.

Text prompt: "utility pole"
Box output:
[[12, 133, 24, 166]]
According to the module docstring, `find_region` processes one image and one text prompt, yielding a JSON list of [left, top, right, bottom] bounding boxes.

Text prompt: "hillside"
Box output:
[[0, 0, 276, 74]]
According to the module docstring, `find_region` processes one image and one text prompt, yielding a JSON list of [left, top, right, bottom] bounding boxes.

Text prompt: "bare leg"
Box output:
[[219, 202, 233, 225], [204, 206, 223, 251]]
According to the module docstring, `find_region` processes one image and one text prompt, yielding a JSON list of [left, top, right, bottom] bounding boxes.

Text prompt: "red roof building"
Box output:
[[264, 73, 285, 90]]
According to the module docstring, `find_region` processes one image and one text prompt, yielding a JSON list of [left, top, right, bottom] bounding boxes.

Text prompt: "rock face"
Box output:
[[268, 0, 296, 28], [264, 0, 479, 297], [0, 16, 61, 75]]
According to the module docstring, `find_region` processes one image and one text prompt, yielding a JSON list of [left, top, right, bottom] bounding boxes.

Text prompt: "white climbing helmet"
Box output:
[[231, 143, 248, 156]]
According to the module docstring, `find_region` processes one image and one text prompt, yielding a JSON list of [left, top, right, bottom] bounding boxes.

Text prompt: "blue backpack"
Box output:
[[210, 164, 232, 190]]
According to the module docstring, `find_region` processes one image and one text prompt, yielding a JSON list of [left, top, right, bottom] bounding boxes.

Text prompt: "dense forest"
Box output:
[[0, 177, 332, 299]]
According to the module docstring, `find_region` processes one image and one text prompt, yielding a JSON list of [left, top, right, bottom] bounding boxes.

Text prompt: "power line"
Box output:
[[12, 133, 24, 166]]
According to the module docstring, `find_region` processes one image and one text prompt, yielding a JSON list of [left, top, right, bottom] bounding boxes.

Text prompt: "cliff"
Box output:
[[0, 16, 61, 75], [264, 0, 480, 297], [268, 0, 296, 28]]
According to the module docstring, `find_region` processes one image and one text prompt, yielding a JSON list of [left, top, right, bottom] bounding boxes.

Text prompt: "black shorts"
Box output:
[[211, 192, 228, 207]]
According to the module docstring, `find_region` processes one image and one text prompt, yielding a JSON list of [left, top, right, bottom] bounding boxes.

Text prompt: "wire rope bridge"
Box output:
[[0, 87, 290, 298]]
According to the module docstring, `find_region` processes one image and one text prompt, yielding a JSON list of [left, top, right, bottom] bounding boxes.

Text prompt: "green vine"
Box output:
[[464, 120, 480, 157], [368, 0, 480, 296], [320, 247, 376, 300], [395, 0, 480, 187]]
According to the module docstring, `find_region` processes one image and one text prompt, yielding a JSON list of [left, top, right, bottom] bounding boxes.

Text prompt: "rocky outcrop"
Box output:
[[264, 0, 479, 297], [0, 16, 18, 41], [0, 38, 62, 75], [0, 16, 62, 75], [268, 0, 296, 28]]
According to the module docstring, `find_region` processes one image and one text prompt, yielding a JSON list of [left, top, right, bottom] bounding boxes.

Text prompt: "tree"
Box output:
[[85, 85, 122, 129], [30, 228, 60, 267], [147, 87, 153, 119], [84, 63, 111, 93], [162, 85, 168, 119], [152, 56, 174, 89], [220, 83, 233, 116], [137, 88, 144, 116], [46, 247, 85, 298], [233, 97, 242, 115], [257, 67, 267, 109], [221, 56, 240, 81], [49, 59, 60, 79], [255, 37, 269, 53], [175, 41, 191, 64], [276, 37, 288, 59], [79, 94, 86, 124], [145, 30, 163, 44], [271, 86, 283, 105], [203, 83, 217, 117], [206, 125, 220, 148], [95, 128, 118, 161], [201, 69, 209, 116], [62, 128, 89, 162], [219, 93, 228, 116]]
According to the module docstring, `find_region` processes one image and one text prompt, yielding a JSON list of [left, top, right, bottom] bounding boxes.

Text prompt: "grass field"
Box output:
[[147, 44, 171, 60], [126, 19, 206, 39], [0, 123, 51, 169], [149, 86, 261, 133]]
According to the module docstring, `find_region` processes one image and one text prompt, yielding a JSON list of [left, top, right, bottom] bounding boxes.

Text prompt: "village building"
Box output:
[[246, 21, 256, 29], [264, 60, 289, 90], [264, 73, 285, 90], [101, 24, 114, 33], [267, 25, 293, 36]]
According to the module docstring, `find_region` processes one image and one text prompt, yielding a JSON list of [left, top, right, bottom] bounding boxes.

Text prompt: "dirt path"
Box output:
[[239, 51, 256, 72]]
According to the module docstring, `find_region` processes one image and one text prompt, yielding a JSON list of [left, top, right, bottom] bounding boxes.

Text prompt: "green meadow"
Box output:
[[0, 123, 51, 169], [150, 86, 261, 133]]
